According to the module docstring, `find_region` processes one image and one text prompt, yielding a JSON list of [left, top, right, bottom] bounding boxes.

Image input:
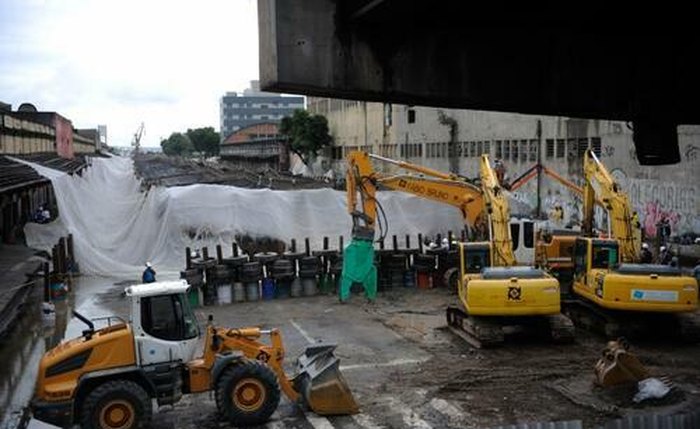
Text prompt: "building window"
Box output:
[[591, 137, 602, 157], [407, 109, 416, 124], [483, 141, 490, 157], [556, 139, 565, 158], [545, 139, 554, 159], [477, 141, 483, 156], [503, 140, 510, 160], [529, 139, 537, 161], [520, 140, 528, 163], [468, 141, 474, 157], [512, 140, 519, 161], [384, 103, 392, 127], [495, 140, 502, 159], [578, 138, 588, 157]]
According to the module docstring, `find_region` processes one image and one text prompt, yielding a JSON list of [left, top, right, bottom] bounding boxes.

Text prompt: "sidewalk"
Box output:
[[0, 244, 47, 337]]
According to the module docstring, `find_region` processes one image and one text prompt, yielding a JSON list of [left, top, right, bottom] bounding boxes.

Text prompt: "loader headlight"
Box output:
[[542, 286, 559, 293], [684, 285, 697, 292]]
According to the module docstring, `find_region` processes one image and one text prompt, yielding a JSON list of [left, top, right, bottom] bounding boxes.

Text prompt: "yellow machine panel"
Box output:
[[465, 277, 561, 316], [35, 324, 136, 402], [574, 271, 698, 313]]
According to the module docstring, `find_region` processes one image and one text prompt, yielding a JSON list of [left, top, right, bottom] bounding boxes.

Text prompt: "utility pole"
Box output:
[[536, 119, 542, 218]]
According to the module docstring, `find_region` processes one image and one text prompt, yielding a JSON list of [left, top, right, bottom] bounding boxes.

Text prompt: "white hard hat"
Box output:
[[660, 246, 666, 252], [146, 261, 152, 267], [642, 243, 649, 249]]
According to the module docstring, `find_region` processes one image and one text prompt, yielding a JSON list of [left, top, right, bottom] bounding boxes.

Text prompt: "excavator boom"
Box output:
[[479, 155, 516, 267]]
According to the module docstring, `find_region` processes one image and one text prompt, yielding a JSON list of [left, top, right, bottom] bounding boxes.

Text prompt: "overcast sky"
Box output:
[[0, 0, 259, 147]]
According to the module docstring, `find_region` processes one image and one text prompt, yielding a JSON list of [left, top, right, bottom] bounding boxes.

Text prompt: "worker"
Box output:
[[142, 262, 156, 283], [658, 246, 672, 265], [640, 243, 653, 263]]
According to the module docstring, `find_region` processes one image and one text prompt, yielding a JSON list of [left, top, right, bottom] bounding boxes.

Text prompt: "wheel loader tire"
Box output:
[[215, 360, 281, 427], [80, 380, 152, 429]]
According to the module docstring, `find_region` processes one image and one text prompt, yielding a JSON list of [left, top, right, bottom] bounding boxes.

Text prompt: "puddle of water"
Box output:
[[0, 275, 133, 429]]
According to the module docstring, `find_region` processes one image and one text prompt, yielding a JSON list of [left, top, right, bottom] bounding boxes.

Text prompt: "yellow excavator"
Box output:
[[32, 281, 358, 429], [346, 151, 574, 347], [567, 149, 699, 340]]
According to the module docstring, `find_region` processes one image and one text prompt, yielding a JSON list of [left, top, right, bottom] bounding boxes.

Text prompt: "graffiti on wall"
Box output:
[[602, 145, 615, 157], [685, 144, 699, 162], [612, 168, 698, 236]]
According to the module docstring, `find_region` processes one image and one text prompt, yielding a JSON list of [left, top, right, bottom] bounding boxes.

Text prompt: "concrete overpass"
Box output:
[[258, 0, 700, 165]]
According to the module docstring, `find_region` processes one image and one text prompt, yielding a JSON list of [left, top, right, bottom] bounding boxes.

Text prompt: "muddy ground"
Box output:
[[78, 281, 700, 429]]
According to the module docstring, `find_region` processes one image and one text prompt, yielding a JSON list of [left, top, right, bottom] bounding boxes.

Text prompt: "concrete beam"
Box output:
[[259, 0, 700, 164]]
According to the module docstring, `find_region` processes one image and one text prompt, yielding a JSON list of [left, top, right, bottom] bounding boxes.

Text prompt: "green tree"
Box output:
[[160, 132, 195, 156], [279, 109, 332, 165], [186, 127, 220, 156]]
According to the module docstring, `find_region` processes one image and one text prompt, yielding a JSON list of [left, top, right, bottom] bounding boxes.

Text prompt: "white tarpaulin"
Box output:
[[22, 157, 464, 276]]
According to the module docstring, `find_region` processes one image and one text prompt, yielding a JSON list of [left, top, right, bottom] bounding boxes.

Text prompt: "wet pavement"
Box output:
[[0, 273, 157, 429]]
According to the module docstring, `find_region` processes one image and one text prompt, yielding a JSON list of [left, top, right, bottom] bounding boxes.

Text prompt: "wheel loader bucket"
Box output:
[[295, 344, 360, 415], [594, 339, 650, 387]]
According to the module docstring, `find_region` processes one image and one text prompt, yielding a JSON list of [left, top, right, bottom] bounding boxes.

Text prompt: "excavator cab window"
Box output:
[[142, 293, 199, 341], [464, 247, 490, 273], [591, 242, 619, 269], [574, 239, 588, 278]]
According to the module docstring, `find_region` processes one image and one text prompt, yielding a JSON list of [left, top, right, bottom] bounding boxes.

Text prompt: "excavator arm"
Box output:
[[582, 149, 640, 262], [479, 155, 516, 266], [346, 151, 483, 237]]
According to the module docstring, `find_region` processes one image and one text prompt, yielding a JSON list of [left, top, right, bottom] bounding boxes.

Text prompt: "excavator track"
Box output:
[[563, 298, 700, 343], [676, 312, 700, 343], [446, 306, 504, 348], [546, 313, 576, 344]]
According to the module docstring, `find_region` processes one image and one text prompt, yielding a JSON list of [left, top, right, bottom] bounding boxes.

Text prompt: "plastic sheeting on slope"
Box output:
[[23, 157, 465, 276]]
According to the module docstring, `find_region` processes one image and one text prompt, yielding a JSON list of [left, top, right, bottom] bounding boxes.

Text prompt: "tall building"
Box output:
[[219, 80, 304, 142]]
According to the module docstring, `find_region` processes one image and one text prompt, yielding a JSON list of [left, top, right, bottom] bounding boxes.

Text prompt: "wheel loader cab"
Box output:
[[125, 281, 200, 366]]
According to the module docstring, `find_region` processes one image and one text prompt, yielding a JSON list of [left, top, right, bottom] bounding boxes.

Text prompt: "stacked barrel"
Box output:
[[180, 231, 465, 307]]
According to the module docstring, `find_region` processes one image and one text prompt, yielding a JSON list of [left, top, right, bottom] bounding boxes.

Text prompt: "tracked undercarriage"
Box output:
[[562, 298, 700, 343], [446, 306, 575, 348]]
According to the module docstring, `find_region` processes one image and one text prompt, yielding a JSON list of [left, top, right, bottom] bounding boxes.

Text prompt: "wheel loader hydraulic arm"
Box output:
[[199, 325, 300, 402]]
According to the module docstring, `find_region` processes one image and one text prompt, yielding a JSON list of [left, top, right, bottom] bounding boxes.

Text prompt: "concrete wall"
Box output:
[[309, 98, 700, 236]]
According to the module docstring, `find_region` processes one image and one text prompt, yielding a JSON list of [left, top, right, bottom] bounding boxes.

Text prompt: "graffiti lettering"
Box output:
[[685, 144, 699, 162], [603, 145, 615, 157]]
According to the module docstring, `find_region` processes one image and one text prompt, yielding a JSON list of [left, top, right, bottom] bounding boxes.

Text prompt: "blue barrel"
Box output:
[[262, 278, 276, 300], [404, 270, 416, 288]]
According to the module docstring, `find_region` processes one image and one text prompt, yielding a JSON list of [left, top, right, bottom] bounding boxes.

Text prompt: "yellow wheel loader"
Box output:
[[31, 281, 358, 428]]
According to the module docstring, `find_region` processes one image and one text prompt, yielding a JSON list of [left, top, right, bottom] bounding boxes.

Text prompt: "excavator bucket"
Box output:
[[594, 338, 650, 387], [295, 344, 360, 415]]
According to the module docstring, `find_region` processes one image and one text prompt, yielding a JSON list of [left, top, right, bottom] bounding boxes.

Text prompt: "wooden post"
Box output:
[[43, 262, 50, 302], [202, 247, 209, 260], [290, 239, 297, 253], [58, 237, 66, 274], [323, 236, 329, 250], [67, 234, 75, 266], [305, 238, 310, 256], [418, 234, 424, 253], [232, 243, 239, 257], [339, 236, 344, 253], [392, 235, 398, 250], [185, 247, 192, 269], [216, 245, 223, 263], [405, 234, 411, 249]]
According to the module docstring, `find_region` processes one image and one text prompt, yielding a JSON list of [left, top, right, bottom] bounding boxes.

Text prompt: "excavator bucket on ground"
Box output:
[[594, 338, 650, 387], [295, 344, 360, 415]]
